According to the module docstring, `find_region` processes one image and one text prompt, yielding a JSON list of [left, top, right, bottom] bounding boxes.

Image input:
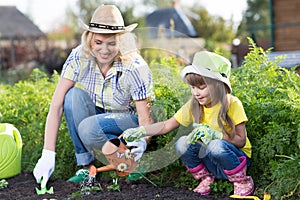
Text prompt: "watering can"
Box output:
[[89, 136, 139, 177], [0, 123, 23, 179]]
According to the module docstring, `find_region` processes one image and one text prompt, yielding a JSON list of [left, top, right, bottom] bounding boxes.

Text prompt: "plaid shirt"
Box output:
[[61, 45, 154, 113]]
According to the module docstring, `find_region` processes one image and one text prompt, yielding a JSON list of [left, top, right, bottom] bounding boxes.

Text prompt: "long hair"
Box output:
[[80, 31, 139, 62], [185, 73, 235, 138]]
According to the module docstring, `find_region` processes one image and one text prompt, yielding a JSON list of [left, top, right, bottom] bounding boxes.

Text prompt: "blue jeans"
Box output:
[[63, 88, 138, 166], [175, 136, 251, 180]]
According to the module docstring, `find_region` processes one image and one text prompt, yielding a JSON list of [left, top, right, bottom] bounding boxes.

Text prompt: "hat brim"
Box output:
[[181, 65, 232, 93], [81, 21, 137, 34]]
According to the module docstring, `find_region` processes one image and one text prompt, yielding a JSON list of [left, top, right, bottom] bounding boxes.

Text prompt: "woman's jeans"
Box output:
[[63, 88, 138, 166], [175, 136, 251, 180]]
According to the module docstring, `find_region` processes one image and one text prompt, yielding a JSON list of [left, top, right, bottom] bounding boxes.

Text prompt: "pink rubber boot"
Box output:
[[224, 156, 254, 196], [187, 163, 215, 195]]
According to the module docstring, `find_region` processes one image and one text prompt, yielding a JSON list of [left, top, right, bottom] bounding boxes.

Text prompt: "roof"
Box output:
[[268, 51, 300, 69], [146, 7, 198, 38], [0, 6, 45, 39]]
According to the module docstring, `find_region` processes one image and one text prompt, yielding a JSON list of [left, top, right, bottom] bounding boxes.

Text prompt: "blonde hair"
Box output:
[[185, 73, 235, 138], [81, 31, 139, 61]]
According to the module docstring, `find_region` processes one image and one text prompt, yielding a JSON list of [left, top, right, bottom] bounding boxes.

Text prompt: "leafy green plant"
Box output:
[[107, 178, 121, 192], [0, 69, 75, 179], [0, 179, 8, 189], [231, 38, 300, 199]]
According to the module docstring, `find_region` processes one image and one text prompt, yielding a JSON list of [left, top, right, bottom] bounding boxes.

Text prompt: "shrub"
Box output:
[[231, 38, 300, 199], [0, 69, 75, 179]]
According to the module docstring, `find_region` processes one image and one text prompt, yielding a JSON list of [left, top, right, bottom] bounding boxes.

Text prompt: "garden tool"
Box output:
[[230, 194, 260, 200], [230, 192, 271, 200], [88, 136, 139, 177], [35, 178, 54, 195]]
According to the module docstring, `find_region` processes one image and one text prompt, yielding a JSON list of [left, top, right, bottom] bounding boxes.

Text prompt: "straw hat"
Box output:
[[181, 51, 232, 92], [82, 5, 137, 34]]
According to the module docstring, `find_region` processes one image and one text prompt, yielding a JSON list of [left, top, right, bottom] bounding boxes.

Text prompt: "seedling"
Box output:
[[0, 179, 8, 189], [35, 178, 54, 195], [107, 178, 121, 192]]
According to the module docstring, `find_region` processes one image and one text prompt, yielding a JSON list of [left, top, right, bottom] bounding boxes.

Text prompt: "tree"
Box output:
[[237, 0, 271, 43], [190, 7, 235, 43]]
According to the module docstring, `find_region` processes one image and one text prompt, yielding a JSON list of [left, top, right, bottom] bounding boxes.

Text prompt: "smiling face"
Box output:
[[185, 73, 214, 107], [190, 84, 212, 107], [90, 33, 119, 67]]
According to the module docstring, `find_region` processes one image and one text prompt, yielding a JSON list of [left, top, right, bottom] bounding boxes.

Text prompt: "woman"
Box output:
[[33, 4, 154, 187]]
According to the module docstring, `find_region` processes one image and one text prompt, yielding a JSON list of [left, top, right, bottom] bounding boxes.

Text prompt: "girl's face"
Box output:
[[190, 84, 212, 107], [91, 33, 119, 67]]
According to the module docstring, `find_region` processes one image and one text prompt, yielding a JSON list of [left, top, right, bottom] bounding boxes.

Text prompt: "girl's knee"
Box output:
[[175, 136, 189, 156], [207, 140, 225, 156]]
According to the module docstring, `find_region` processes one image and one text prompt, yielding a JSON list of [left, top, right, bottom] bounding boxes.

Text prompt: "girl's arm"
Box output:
[[222, 122, 247, 148], [144, 117, 180, 137]]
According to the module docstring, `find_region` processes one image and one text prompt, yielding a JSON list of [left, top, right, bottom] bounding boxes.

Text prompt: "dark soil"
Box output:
[[0, 172, 232, 200]]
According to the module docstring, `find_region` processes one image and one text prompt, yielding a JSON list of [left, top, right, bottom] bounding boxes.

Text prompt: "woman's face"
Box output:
[[91, 33, 119, 67], [190, 84, 212, 107]]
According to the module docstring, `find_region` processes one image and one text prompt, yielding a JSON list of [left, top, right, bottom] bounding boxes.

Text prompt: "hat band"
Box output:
[[206, 68, 227, 78], [89, 23, 125, 31]]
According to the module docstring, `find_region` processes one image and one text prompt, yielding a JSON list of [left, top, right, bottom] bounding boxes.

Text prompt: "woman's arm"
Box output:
[[222, 122, 247, 148], [135, 99, 153, 126], [43, 77, 75, 151]]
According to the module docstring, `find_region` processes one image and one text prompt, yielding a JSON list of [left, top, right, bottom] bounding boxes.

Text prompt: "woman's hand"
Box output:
[[123, 126, 147, 142]]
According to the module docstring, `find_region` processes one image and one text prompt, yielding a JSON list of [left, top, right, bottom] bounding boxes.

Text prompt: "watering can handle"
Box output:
[[4, 124, 22, 149], [12, 125, 22, 149]]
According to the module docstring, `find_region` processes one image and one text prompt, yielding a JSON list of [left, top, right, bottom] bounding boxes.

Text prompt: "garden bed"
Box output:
[[0, 172, 232, 200]]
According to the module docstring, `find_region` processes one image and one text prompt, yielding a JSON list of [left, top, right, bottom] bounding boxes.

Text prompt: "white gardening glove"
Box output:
[[126, 138, 147, 162], [33, 149, 56, 188]]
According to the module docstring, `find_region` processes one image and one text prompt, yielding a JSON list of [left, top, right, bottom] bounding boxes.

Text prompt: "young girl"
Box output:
[[123, 51, 254, 196]]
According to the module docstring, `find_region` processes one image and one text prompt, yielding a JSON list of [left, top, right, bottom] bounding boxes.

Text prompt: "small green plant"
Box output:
[[0, 179, 8, 189], [69, 183, 102, 199], [107, 178, 121, 192]]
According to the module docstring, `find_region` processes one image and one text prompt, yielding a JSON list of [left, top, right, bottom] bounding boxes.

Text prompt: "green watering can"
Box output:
[[0, 123, 22, 179]]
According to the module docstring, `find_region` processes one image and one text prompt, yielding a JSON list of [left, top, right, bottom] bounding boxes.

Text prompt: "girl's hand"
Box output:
[[123, 126, 147, 142], [187, 123, 223, 145]]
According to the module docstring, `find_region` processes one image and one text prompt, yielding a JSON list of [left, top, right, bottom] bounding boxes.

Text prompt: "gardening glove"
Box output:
[[187, 123, 223, 145], [126, 138, 147, 162], [33, 149, 56, 188], [123, 126, 147, 143]]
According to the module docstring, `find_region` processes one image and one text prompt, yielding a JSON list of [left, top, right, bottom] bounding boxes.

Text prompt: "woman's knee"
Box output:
[[78, 117, 97, 144], [78, 116, 108, 147], [64, 88, 89, 110]]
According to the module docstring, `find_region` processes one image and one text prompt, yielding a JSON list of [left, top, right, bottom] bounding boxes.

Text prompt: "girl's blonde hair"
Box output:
[[185, 73, 235, 138], [81, 31, 139, 61]]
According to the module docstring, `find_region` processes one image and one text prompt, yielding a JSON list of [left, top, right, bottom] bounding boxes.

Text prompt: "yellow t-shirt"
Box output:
[[173, 95, 252, 158]]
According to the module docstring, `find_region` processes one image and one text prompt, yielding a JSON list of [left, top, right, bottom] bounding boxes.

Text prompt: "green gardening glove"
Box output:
[[123, 126, 147, 143], [187, 123, 223, 145]]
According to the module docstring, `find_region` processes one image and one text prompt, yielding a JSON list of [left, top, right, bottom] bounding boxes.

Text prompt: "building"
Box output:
[[0, 6, 46, 71]]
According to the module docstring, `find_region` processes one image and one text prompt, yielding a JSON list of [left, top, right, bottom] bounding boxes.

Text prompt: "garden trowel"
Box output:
[[35, 178, 54, 195]]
